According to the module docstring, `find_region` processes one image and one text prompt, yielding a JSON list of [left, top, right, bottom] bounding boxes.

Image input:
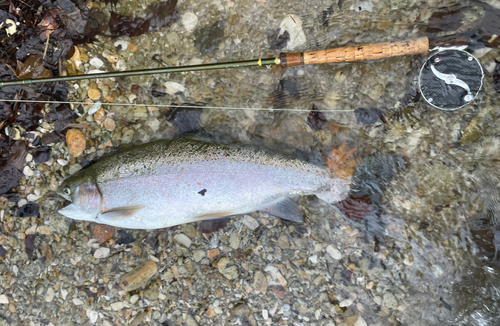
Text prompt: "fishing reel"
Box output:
[[418, 49, 484, 111]]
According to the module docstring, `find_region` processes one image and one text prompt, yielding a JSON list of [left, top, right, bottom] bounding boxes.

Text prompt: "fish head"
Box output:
[[57, 172, 102, 222]]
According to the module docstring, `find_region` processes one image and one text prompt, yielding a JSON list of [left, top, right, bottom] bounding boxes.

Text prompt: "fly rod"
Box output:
[[0, 37, 429, 87]]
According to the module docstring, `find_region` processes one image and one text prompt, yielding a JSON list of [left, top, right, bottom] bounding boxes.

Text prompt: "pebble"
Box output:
[[262, 309, 269, 320], [25, 153, 32, 162], [129, 294, 139, 304], [72, 298, 84, 306], [0, 295, 9, 304], [88, 310, 98, 323], [94, 247, 110, 259], [103, 118, 116, 131], [185, 314, 199, 326], [382, 292, 399, 309], [110, 302, 124, 311], [89, 57, 104, 69], [23, 166, 34, 177], [229, 232, 241, 249], [326, 245, 342, 260], [120, 260, 158, 291], [207, 248, 220, 258], [241, 215, 259, 230], [121, 129, 134, 144], [57, 158, 69, 166], [106, 54, 119, 63], [88, 101, 102, 115], [127, 43, 138, 53], [252, 271, 268, 294], [164, 81, 186, 95], [18, 198, 27, 207], [66, 129, 86, 157], [278, 15, 306, 50], [93, 224, 115, 244], [182, 12, 198, 33], [278, 234, 290, 249], [193, 249, 206, 262], [44, 287, 55, 302], [174, 233, 192, 248], [221, 265, 239, 280], [339, 298, 353, 307], [88, 88, 101, 101], [354, 316, 368, 326], [27, 194, 39, 202], [114, 40, 130, 50], [308, 254, 318, 264]]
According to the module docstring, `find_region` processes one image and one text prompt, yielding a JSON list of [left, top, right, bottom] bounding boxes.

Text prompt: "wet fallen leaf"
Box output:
[[15, 55, 52, 80], [109, 12, 150, 37], [493, 60, 500, 94], [120, 260, 158, 291], [307, 104, 327, 131], [25, 234, 36, 259], [325, 143, 357, 180], [38, 10, 58, 41]]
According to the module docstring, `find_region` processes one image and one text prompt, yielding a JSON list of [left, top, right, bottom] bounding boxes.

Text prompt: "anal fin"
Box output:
[[100, 205, 144, 221], [258, 197, 304, 223]]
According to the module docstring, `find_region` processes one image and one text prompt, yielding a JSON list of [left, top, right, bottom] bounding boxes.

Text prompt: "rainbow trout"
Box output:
[[58, 138, 350, 229]]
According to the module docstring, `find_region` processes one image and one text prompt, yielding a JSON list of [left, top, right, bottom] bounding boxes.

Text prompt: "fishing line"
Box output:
[[0, 98, 357, 112]]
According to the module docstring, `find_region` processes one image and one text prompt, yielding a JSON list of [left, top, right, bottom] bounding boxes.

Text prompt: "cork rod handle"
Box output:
[[279, 37, 429, 67]]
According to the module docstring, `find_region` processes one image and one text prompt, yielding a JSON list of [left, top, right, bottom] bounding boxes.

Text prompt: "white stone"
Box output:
[[182, 12, 198, 33], [308, 255, 318, 264], [61, 289, 68, 300], [88, 310, 98, 323], [0, 295, 9, 304], [110, 302, 124, 311], [354, 316, 368, 326], [129, 294, 139, 304], [73, 298, 84, 306], [339, 299, 353, 307], [27, 194, 39, 202], [25, 153, 33, 162], [148, 118, 160, 132], [94, 247, 110, 259], [326, 245, 342, 260], [18, 199, 27, 207], [278, 15, 306, 50], [89, 57, 104, 69], [114, 40, 130, 50], [23, 166, 34, 177], [262, 309, 269, 320], [241, 215, 259, 230], [44, 287, 55, 302], [57, 159, 69, 166], [3, 19, 17, 36], [165, 81, 186, 95], [88, 102, 102, 115], [174, 233, 192, 248]]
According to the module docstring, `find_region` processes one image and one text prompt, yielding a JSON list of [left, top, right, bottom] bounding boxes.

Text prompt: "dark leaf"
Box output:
[[146, 0, 178, 32], [16, 203, 40, 218], [116, 230, 135, 245], [80, 8, 108, 43], [334, 195, 374, 222], [493, 60, 500, 93], [32, 146, 51, 163], [0, 245, 7, 259], [41, 132, 62, 146], [479, 7, 500, 47], [38, 9, 58, 41], [355, 108, 387, 125], [321, 6, 334, 27], [109, 12, 150, 37], [194, 20, 225, 56], [25, 234, 37, 259], [7, 140, 27, 170], [0, 164, 23, 196], [15, 102, 44, 131], [427, 9, 462, 33], [57, 6, 87, 36], [199, 218, 229, 234], [45, 104, 77, 133], [57, 0, 75, 12], [152, 90, 167, 97], [268, 28, 289, 51], [271, 79, 300, 109], [166, 104, 203, 133], [307, 104, 327, 131]]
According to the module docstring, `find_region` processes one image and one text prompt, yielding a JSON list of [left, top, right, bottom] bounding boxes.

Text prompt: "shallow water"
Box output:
[[2, 0, 500, 325]]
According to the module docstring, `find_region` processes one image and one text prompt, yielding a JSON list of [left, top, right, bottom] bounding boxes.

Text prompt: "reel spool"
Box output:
[[419, 49, 484, 111]]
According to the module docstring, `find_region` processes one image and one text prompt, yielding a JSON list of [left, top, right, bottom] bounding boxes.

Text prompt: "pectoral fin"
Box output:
[[100, 205, 144, 221], [258, 197, 304, 223]]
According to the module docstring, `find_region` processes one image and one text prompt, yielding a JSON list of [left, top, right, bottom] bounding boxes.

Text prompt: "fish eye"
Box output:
[[63, 187, 71, 196]]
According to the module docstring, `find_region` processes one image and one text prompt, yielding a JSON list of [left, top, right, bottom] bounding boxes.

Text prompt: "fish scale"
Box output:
[[58, 138, 350, 229]]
